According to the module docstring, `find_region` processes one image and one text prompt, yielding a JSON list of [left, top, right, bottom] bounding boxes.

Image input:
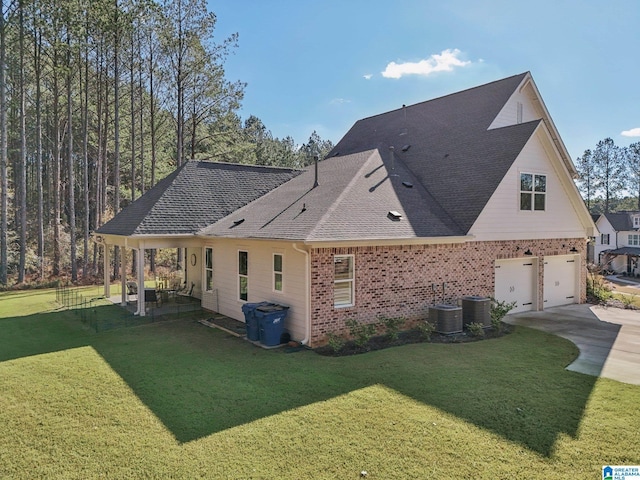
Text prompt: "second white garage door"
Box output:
[[543, 254, 579, 308], [494, 258, 537, 314]]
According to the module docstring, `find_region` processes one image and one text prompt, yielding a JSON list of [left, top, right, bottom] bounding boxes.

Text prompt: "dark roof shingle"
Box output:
[[97, 161, 300, 236]]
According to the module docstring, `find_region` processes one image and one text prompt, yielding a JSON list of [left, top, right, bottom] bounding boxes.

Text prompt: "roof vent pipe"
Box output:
[[313, 155, 319, 188]]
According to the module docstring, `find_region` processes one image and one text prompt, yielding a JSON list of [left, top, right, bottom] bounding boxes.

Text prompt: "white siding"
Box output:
[[489, 81, 543, 129], [593, 216, 616, 264], [470, 129, 586, 241], [200, 239, 308, 342]]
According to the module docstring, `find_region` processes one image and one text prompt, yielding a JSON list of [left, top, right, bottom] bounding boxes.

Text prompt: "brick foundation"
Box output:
[[309, 239, 586, 346]]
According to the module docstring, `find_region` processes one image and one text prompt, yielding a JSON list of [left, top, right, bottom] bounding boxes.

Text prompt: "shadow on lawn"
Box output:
[[1, 302, 606, 456]]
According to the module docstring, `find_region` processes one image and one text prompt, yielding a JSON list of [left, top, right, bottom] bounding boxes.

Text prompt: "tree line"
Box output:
[[575, 138, 640, 214], [0, 0, 333, 286]]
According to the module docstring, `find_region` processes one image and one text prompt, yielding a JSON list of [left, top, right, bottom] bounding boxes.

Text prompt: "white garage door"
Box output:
[[543, 255, 579, 308], [494, 258, 536, 313]]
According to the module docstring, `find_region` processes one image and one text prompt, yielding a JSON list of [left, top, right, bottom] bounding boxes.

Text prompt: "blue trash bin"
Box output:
[[256, 304, 290, 346], [241, 302, 270, 341]]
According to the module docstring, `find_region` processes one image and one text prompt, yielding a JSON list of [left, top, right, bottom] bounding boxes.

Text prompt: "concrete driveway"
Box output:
[[505, 304, 640, 386]]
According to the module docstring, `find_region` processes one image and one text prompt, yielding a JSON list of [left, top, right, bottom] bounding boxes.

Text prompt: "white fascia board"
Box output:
[[535, 123, 596, 237], [518, 74, 577, 177]]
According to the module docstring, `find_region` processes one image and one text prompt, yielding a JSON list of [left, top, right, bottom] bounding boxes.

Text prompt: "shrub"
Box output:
[[417, 320, 436, 341], [326, 332, 346, 353], [620, 294, 636, 309], [586, 269, 612, 304], [345, 318, 376, 349], [380, 316, 405, 341], [490, 298, 517, 333], [466, 322, 485, 338]]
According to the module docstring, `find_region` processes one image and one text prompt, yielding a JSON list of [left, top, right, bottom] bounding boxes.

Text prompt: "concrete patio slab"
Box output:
[[505, 304, 640, 386]]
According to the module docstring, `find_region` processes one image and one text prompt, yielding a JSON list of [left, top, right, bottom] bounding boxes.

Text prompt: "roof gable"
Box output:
[[323, 73, 539, 234], [489, 73, 576, 176], [603, 212, 640, 232], [200, 151, 463, 241]]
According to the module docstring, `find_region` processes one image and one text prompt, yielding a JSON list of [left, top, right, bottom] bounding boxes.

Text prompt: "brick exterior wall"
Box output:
[[309, 238, 587, 346]]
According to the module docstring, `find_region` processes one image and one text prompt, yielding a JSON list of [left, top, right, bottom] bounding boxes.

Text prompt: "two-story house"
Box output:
[[594, 211, 640, 276], [96, 72, 595, 346]]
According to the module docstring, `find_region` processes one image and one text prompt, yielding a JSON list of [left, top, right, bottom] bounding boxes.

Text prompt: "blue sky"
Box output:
[[210, 0, 640, 159]]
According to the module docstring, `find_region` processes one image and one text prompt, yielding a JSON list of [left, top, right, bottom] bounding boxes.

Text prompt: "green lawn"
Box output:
[[1, 288, 639, 479]]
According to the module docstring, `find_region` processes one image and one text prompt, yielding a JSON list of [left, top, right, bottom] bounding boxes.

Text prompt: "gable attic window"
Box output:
[[520, 173, 546, 211], [517, 102, 523, 124], [334, 255, 354, 308], [634, 216, 640, 229], [600, 234, 610, 245]]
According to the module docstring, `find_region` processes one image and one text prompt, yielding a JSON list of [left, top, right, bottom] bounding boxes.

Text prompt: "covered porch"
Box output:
[[601, 247, 640, 277], [94, 233, 205, 317]]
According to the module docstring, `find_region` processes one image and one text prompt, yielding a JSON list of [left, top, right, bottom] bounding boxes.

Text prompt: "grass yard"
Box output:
[[1, 288, 639, 479]]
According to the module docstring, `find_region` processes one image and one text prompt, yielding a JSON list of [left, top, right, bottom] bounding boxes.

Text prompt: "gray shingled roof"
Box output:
[[96, 161, 300, 236], [99, 73, 543, 242], [201, 73, 540, 241], [603, 212, 637, 232], [199, 149, 462, 240], [324, 72, 539, 234]]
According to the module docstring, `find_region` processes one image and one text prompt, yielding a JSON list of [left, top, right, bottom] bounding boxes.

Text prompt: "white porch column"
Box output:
[[103, 244, 111, 298], [121, 246, 127, 306], [137, 244, 146, 317]]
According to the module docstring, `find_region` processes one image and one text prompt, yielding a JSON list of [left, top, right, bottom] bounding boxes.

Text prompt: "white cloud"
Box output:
[[381, 48, 471, 79], [621, 128, 640, 137], [363, 74, 373, 80]]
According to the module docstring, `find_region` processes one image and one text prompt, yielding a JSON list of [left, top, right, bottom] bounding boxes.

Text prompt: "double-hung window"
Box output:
[[600, 234, 610, 245], [520, 173, 546, 211], [238, 250, 248, 301], [629, 234, 640, 246], [334, 255, 354, 308], [204, 247, 213, 292], [273, 253, 283, 292]]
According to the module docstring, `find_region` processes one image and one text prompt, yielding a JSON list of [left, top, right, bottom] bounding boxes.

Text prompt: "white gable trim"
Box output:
[[489, 72, 577, 177], [534, 122, 595, 237]]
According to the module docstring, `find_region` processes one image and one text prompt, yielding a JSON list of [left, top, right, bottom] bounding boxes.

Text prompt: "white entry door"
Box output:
[[494, 258, 536, 313], [543, 255, 579, 308]]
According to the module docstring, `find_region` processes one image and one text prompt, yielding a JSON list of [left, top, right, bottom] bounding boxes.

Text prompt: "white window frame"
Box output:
[[519, 172, 546, 212], [601, 234, 610, 245], [334, 255, 355, 308], [204, 247, 214, 292], [516, 101, 523, 124], [238, 250, 248, 302], [629, 234, 640, 246], [634, 216, 640, 228], [273, 252, 284, 293]]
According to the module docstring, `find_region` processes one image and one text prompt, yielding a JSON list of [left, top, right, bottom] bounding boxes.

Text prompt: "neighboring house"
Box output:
[[95, 72, 595, 347], [593, 211, 640, 275]]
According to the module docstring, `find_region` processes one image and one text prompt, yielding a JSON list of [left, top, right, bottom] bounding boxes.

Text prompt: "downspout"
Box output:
[[137, 243, 145, 316], [293, 243, 311, 345]]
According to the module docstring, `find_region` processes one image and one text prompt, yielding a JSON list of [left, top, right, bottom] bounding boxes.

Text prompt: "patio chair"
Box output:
[[176, 282, 195, 303], [126, 281, 138, 296]]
